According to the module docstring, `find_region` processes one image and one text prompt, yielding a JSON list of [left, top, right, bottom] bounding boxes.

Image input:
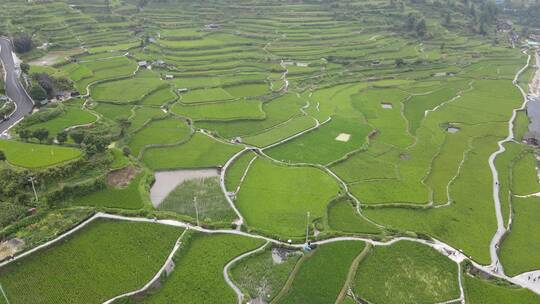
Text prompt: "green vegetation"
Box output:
[[224, 151, 257, 191], [142, 233, 264, 304], [499, 197, 540, 276], [511, 152, 540, 195], [172, 100, 264, 121], [236, 158, 340, 236], [354, 241, 460, 304], [143, 132, 242, 170], [0, 140, 81, 168], [159, 177, 236, 223], [0, 0, 538, 301], [127, 118, 190, 157], [278, 241, 365, 304], [91, 69, 166, 103], [25, 102, 96, 136], [72, 172, 144, 209], [267, 116, 372, 165], [327, 199, 381, 234], [0, 219, 182, 304], [464, 272, 540, 304], [110, 148, 131, 170], [243, 116, 316, 148], [231, 247, 301, 302]]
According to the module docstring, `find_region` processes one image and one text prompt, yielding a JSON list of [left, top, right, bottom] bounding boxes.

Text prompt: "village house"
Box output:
[[138, 61, 149, 68], [496, 19, 513, 32], [205, 23, 220, 30]]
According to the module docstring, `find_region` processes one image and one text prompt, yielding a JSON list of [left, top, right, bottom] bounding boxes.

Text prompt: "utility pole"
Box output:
[[305, 211, 310, 243], [28, 176, 38, 202], [194, 196, 200, 226]]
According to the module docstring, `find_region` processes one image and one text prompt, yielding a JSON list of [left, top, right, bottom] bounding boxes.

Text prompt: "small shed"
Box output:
[[164, 74, 174, 80], [205, 23, 220, 30], [178, 88, 188, 93], [138, 61, 148, 68]]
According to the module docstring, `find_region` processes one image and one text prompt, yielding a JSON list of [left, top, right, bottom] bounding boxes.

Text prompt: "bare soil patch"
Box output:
[[335, 133, 351, 142], [107, 166, 138, 187], [0, 238, 24, 261]]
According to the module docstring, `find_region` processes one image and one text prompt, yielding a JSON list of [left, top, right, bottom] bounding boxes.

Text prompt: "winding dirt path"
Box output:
[[487, 51, 532, 275]]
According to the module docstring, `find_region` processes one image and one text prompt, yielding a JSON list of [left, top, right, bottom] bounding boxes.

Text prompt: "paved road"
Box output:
[[0, 37, 34, 135]]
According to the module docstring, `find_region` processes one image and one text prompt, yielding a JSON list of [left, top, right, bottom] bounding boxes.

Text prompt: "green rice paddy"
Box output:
[[2, 0, 540, 302]]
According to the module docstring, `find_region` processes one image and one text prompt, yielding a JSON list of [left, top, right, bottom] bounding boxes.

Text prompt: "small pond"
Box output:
[[150, 168, 219, 207]]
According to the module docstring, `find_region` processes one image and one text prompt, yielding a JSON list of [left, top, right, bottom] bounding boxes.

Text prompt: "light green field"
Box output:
[[197, 93, 305, 138], [511, 152, 540, 195], [181, 87, 233, 103], [91, 69, 166, 103], [235, 158, 340, 236], [27, 104, 97, 136], [2, 1, 537, 302], [128, 106, 168, 133], [266, 116, 372, 165], [0, 219, 182, 304], [354, 241, 460, 304], [231, 247, 301, 302], [243, 116, 317, 147], [141, 233, 264, 304], [128, 118, 191, 157], [143, 132, 242, 169], [0, 140, 82, 168], [158, 177, 236, 223], [224, 151, 257, 191], [278, 241, 365, 304], [464, 272, 540, 304], [172, 99, 264, 121], [327, 199, 381, 234], [141, 86, 177, 106], [499, 197, 540, 276], [72, 173, 144, 210]]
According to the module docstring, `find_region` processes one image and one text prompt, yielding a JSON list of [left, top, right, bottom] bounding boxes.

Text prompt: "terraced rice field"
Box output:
[[0, 219, 182, 304], [1, 0, 540, 302]]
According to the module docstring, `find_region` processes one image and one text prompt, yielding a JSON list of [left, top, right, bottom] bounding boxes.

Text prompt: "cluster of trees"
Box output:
[[16, 126, 109, 155], [17, 128, 50, 143], [405, 0, 500, 36], [404, 13, 428, 37], [0, 168, 33, 205], [69, 130, 110, 156], [12, 35, 33, 54], [28, 73, 74, 102], [504, 2, 540, 29]]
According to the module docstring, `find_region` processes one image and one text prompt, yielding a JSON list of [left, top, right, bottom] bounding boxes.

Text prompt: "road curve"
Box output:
[[0, 37, 34, 135]]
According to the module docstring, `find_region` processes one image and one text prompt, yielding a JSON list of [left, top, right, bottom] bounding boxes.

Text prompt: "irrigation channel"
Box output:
[[0, 45, 539, 303]]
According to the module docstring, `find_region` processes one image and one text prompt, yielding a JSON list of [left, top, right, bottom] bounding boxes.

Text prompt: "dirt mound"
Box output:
[[107, 166, 138, 188], [0, 238, 24, 261]]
